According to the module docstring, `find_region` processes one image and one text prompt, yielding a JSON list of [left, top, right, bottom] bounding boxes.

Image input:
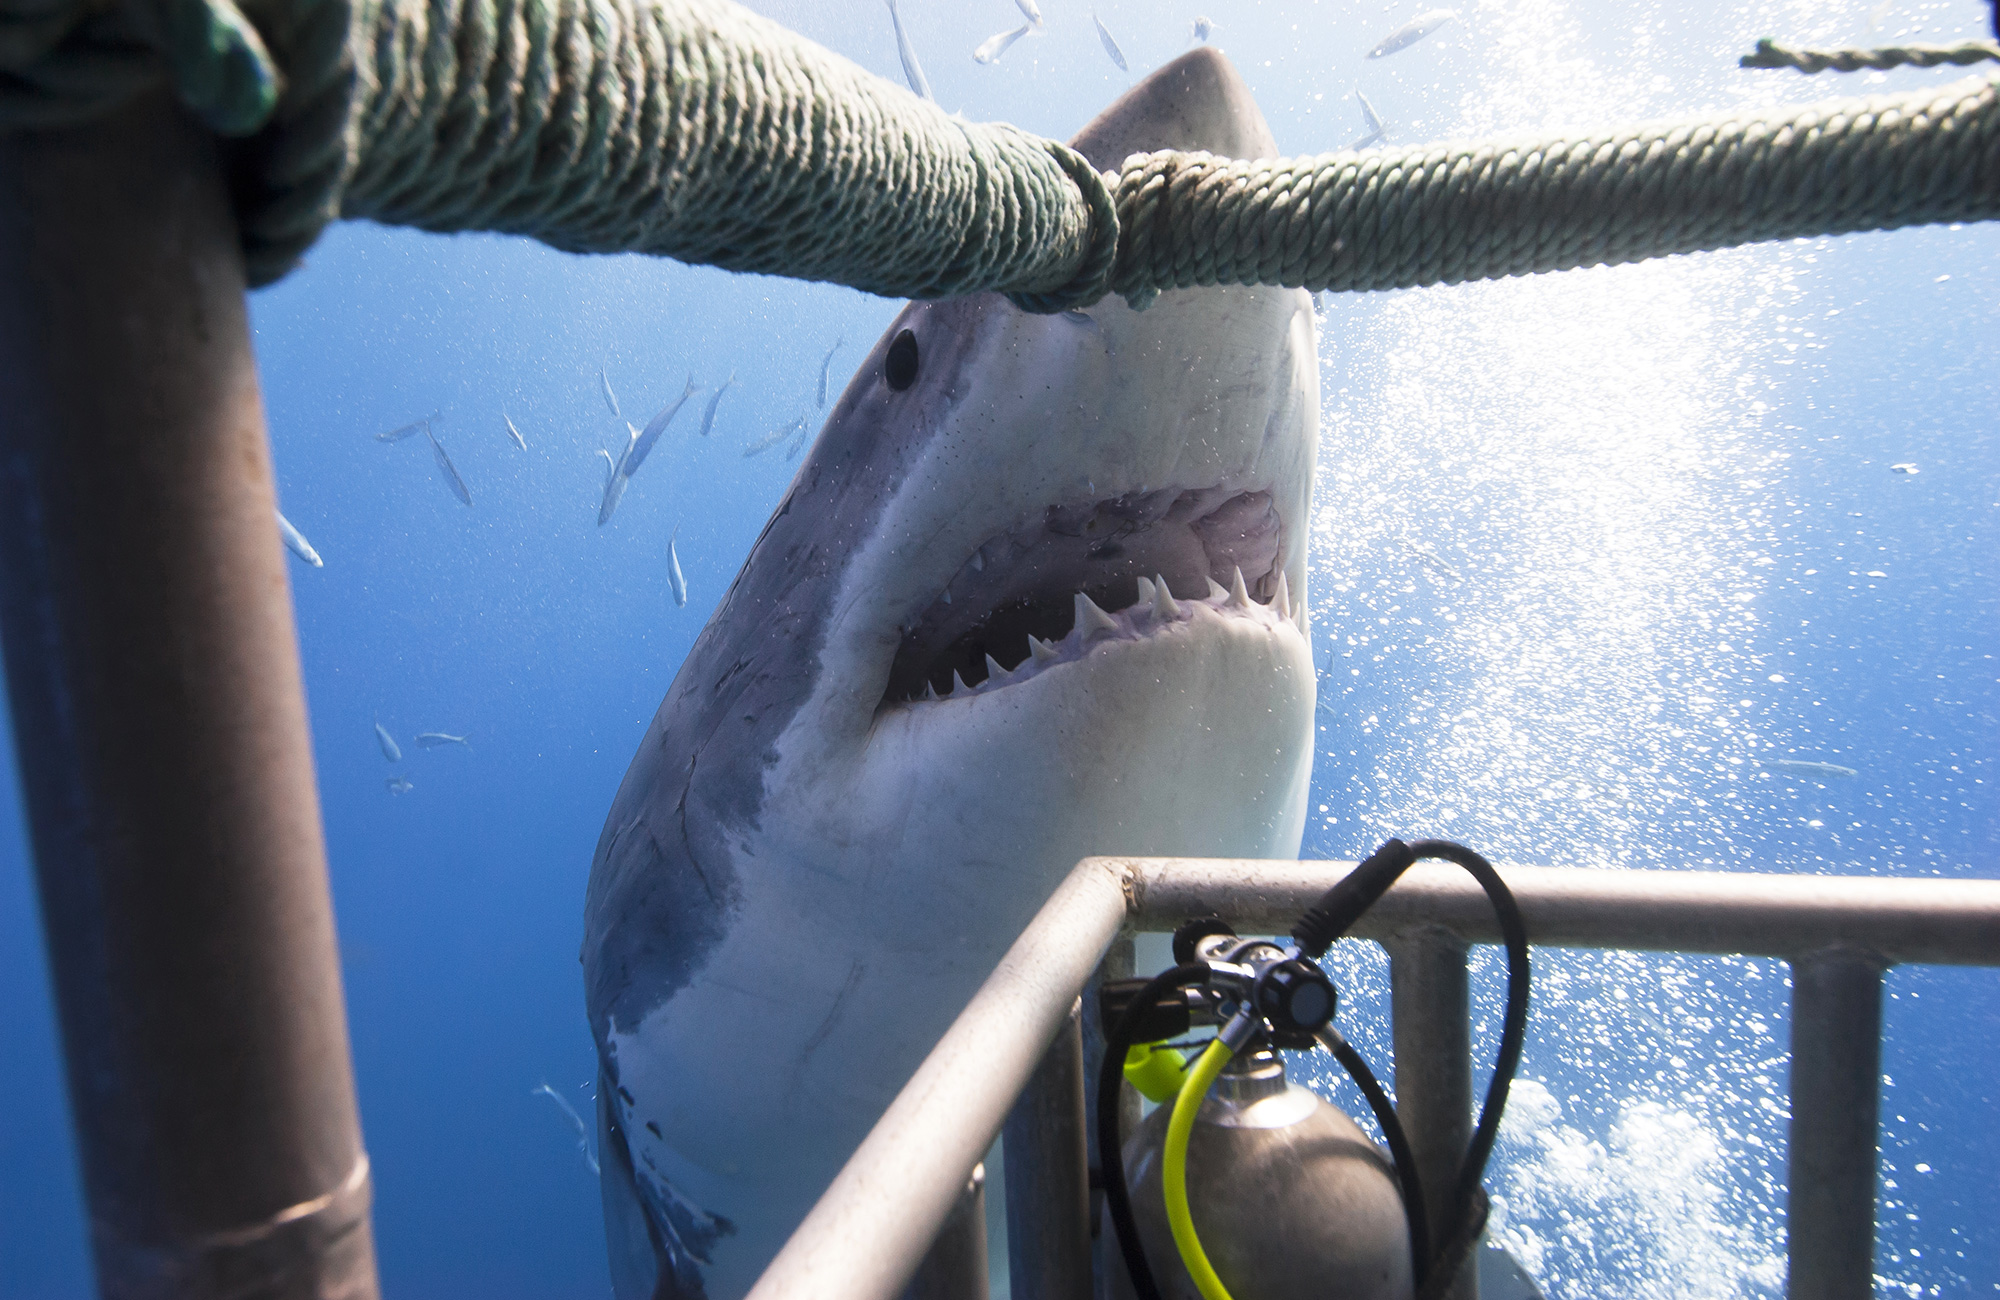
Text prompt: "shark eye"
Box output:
[[884, 329, 919, 391]]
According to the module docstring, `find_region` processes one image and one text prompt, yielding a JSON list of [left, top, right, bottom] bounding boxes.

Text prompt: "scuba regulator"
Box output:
[[1097, 838, 1532, 1300]]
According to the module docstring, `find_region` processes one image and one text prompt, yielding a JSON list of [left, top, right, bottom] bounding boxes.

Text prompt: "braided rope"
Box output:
[[1108, 75, 2000, 304], [5, 0, 2000, 308], [334, 0, 1114, 306], [1741, 36, 2000, 75]]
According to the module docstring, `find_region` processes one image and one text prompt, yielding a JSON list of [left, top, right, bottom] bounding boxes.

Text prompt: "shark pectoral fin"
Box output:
[[599, 1075, 736, 1300], [598, 1079, 674, 1299]]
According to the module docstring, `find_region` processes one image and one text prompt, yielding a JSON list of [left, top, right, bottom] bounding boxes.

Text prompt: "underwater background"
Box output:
[[2, 0, 1995, 1294]]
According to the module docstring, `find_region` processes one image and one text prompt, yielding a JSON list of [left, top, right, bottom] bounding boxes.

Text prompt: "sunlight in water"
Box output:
[[1490, 1082, 1785, 1298], [1300, 1, 1872, 1290], [1307, 245, 1810, 1297]]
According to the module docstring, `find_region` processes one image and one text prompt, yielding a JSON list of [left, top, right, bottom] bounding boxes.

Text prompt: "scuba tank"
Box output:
[[1098, 838, 1534, 1300], [1121, 1047, 1412, 1300]]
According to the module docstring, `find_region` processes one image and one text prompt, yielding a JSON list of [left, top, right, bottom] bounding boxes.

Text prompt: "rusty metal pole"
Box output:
[[0, 92, 379, 1298]]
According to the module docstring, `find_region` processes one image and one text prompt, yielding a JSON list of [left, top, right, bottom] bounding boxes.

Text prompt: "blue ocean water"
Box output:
[[2, 0, 1995, 1295]]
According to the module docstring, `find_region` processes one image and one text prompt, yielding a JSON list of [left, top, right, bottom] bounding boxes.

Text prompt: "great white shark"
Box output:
[[585, 49, 1319, 1298]]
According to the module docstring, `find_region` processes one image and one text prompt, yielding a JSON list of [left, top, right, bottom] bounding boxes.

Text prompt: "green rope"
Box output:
[[333, 0, 1115, 307], [1740, 36, 2000, 75], [4, 0, 1999, 309], [1107, 74, 2000, 306]]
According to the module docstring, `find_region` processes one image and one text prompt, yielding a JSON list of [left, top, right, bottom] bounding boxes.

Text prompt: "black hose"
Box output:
[[1405, 839, 1531, 1263], [1415, 1188, 1491, 1300], [1101, 839, 1529, 1298], [1316, 1026, 1430, 1284], [1097, 962, 1211, 1300]]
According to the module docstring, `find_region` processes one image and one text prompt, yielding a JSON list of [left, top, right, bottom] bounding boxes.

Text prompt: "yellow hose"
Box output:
[[1164, 1038, 1236, 1300]]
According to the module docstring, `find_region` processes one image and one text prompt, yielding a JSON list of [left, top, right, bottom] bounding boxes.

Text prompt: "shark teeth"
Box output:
[[1074, 591, 1120, 641], [916, 570, 1299, 705], [1226, 566, 1253, 610]]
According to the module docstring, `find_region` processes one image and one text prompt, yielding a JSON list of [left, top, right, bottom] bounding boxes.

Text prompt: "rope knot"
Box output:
[[1003, 138, 1120, 314], [1107, 148, 1219, 310]]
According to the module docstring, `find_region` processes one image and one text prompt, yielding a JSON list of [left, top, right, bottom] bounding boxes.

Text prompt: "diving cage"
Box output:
[[748, 855, 2000, 1300]]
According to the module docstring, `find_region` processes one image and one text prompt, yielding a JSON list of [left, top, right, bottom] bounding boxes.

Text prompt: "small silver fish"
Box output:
[[1368, 8, 1455, 58], [1358, 88, 1385, 134], [503, 411, 527, 450], [597, 447, 618, 493], [375, 417, 430, 443], [817, 341, 843, 408], [1889, 462, 1919, 474], [1349, 88, 1388, 149], [698, 373, 735, 438], [599, 423, 641, 524], [1395, 535, 1459, 581], [1014, 0, 1044, 29], [1765, 759, 1859, 779], [623, 375, 701, 482], [1190, 15, 1215, 43], [386, 775, 414, 795], [1093, 11, 1128, 71], [425, 425, 472, 506], [974, 23, 1033, 64], [532, 1083, 599, 1175], [667, 526, 688, 608], [745, 416, 807, 458], [785, 423, 810, 462], [886, 0, 932, 100], [275, 508, 323, 568], [414, 732, 470, 748], [599, 365, 621, 419], [375, 721, 402, 763]]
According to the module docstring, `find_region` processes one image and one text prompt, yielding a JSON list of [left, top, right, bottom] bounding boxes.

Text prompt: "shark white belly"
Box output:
[[585, 49, 1320, 1299]]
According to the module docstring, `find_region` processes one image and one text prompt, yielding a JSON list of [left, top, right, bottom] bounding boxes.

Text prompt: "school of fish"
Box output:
[[323, 342, 855, 795]]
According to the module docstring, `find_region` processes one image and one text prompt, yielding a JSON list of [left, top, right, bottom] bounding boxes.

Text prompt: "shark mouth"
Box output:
[[883, 486, 1297, 707]]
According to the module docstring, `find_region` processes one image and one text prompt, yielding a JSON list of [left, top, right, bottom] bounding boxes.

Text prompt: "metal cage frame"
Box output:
[[746, 857, 2000, 1300]]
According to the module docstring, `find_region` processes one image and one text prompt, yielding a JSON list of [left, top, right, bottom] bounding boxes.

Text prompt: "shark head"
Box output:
[[584, 48, 1318, 1299]]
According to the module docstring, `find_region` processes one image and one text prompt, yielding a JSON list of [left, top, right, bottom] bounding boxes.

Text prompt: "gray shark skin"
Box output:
[[585, 49, 1319, 1299]]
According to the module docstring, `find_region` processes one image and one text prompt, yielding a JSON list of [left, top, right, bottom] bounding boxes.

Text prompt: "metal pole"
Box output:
[[1120, 857, 2000, 967], [1786, 948, 1884, 1300], [904, 1166, 991, 1300], [1005, 1001, 1093, 1300], [0, 92, 378, 1298], [748, 858, 1127, 1300], [1388, 926, 1476, 1300], [1085, 934, 1134, 1300]]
